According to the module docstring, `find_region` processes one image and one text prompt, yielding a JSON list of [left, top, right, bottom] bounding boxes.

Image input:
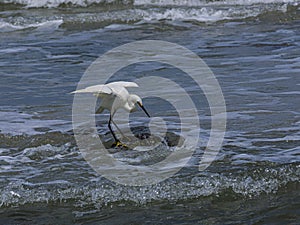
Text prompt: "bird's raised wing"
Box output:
[[107, 81, 139, 89], [71, 84, 112, 95]]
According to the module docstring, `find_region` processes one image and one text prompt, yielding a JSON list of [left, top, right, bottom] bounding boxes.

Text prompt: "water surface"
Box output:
[[0, 0, 299, 224]]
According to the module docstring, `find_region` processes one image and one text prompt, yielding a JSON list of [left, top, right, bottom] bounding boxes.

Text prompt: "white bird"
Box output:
[[71, 81, 150, 148]]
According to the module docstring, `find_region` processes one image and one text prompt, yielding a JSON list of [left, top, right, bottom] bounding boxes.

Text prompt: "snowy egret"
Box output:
[[71, 81, 150, 148]]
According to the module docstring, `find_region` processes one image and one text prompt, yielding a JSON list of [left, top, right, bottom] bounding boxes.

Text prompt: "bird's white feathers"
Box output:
[[71, 81, 138, 95], [107, 81, 139, 89], [71, 84, 112, 94], [71, 81, 150, 144], [72, 81, 140, 115]]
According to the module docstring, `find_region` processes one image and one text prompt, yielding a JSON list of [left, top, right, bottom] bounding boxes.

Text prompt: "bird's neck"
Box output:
[[126, 95, 137, 111]]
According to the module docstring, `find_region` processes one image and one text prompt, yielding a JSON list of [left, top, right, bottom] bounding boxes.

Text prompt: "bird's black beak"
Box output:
[[138, 102, 150, 117]]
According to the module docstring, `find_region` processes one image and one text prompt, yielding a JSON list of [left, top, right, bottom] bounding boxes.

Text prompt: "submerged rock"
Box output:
[[99, 126, 184, 151]]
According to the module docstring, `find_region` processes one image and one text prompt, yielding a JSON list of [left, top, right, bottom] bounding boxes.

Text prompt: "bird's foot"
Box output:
[[111, 140, 128, 149]]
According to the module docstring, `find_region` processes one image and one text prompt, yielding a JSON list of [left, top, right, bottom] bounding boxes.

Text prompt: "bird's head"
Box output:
[[129, 94, 150, 117]]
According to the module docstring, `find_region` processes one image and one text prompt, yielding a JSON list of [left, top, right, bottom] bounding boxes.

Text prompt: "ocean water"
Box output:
[[0, 0, 300, 224]]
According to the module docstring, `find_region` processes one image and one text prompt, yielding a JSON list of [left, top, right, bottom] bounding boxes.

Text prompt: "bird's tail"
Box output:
[[95, 106, 104, 114], [71, 89, 85, 94]]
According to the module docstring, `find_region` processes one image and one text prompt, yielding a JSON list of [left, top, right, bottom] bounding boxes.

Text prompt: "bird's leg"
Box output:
[[108, 115, 118, 142], [109, 115, 128, 149], [111, 120, 127, 140]]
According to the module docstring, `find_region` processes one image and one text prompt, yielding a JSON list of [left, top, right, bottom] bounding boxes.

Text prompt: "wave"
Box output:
[[0, 0, 132, 8], [0, 0, 299, 31], [0, 130, 299, 209], [1, 0, 299, 8], [138, 0, 299, 6], [0, 155, 299, 209], [0, 19, 63, 32], [0, 111, 70, 135]]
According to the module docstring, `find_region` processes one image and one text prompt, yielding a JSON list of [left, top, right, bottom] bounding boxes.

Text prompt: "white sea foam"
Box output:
[[139, 8, 232, 22], [134, 0, 299, 6], [1, 0, 299, 8], [0, 0, 297, 28], [1, 0, 129, 8], [0, 19, 63, 32], [0, 0, 298, 32]]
